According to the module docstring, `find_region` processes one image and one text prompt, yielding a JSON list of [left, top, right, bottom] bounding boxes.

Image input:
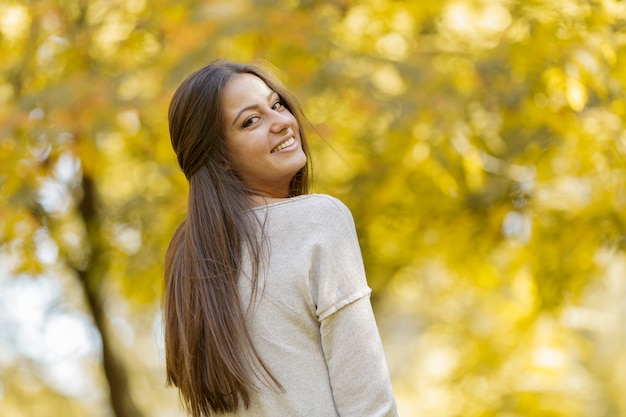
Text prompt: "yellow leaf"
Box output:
[[566, 76, 587, 112]]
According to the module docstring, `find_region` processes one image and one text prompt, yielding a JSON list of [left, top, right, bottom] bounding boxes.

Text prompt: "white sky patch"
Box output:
[[112, 223, 142, 255], [38, 177, 71, 214], [35, 228, 59, 265], [0, 271, 101, 397], [54, 151, 82, 183]]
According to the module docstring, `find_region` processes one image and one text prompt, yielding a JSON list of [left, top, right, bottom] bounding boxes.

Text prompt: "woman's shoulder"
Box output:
[[252, 193, 346, 210], [253, 194, 355, 229], [277, 194, 352, 217]]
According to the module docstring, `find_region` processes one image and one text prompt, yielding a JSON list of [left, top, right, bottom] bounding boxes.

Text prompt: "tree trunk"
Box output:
[[76, 173, 145, 417]]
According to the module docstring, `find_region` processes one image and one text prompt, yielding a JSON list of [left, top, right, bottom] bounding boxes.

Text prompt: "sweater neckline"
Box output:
[[249, 194, 316, 212]]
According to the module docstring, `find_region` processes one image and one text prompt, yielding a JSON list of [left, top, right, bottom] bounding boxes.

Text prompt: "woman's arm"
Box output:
[[305, 195, 398, 416], [320, 295, 398, 417]]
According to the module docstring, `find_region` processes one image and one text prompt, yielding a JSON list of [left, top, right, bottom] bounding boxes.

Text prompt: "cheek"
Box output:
[[288, 113, 299, 128], [225, 133, 246, 158], [227, 144, 260, 173]]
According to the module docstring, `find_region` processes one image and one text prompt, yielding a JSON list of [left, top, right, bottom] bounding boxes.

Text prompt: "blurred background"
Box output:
[[1, 0, 625, 416]]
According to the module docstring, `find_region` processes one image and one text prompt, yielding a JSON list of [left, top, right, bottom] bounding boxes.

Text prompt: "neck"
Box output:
[[248, 194, 290, 208]]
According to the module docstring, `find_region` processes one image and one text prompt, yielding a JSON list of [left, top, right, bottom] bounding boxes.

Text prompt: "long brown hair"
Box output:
[[164, 60, 311, 415]]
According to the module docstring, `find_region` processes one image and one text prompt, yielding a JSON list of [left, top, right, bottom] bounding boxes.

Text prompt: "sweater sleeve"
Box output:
[[321, 296, 399, 417], [308, 197, 398, 416], [307, 197, 370, 321]]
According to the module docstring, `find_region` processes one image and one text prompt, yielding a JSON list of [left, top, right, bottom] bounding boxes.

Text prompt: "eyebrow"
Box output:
[[231, 90, 278, 126]]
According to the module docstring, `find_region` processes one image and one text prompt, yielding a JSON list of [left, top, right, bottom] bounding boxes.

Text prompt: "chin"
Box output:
[[294, 156, 307, 173]]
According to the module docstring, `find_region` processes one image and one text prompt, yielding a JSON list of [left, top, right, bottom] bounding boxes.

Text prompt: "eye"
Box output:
[[242, 116, 260, 128], [272, 99, 284, 111]]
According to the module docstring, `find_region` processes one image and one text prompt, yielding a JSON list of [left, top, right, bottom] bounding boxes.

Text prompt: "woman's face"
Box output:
[[222, 73, 306, 198]]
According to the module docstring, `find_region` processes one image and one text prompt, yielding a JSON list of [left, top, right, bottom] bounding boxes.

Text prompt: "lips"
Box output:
[[270, 137, 295, 153]]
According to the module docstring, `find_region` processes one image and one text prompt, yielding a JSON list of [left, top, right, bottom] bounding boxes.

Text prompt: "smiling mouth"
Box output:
[[271, 137, 295, 153]]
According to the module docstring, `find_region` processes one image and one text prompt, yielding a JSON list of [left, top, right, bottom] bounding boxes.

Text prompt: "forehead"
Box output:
[[222, 73, 273, 109]]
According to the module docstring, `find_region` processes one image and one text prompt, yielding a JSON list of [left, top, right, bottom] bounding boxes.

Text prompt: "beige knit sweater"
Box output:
[[226, 194, 398, 417]]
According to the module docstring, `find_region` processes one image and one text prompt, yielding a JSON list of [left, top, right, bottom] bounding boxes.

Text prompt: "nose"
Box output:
[[269, 109, 293, 133]]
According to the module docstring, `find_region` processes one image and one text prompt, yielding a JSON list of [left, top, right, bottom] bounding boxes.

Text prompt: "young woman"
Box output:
[[164, 60, 398, 417]]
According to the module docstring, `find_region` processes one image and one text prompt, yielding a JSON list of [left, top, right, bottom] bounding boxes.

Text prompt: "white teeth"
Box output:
[[271, 137, 295, 153]]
